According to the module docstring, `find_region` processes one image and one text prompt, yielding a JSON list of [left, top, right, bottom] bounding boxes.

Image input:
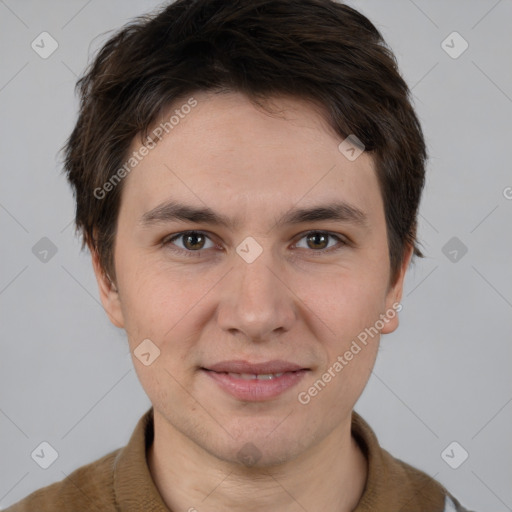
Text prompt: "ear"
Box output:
[[90, 247, 125, 329], [381, 244, 414, 335]]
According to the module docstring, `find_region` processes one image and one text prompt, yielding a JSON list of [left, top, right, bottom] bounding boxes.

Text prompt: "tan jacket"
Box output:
[[5, 408, 473, 511]]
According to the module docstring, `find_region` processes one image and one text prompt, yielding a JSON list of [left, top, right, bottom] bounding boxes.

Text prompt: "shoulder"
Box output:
[[3, 447, 122, 512], [350, 411, 475, 511], [383, 451, 476, 512]]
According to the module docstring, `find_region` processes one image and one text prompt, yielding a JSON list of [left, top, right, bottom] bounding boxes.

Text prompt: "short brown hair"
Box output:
[[63, 0, 426, 286]]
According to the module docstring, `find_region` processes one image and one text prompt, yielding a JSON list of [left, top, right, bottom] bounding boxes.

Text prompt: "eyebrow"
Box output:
[[139, 199, 368, 230]]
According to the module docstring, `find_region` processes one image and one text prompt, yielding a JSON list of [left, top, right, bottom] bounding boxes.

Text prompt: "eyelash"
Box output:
[[161, 230, 348, 258]]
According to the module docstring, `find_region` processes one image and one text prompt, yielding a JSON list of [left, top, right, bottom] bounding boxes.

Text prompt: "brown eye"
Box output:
[[181, 232, 206, 250], [294, 231, 346, 253], [306, 232, 329, 250], [163, 231, 215, 254]]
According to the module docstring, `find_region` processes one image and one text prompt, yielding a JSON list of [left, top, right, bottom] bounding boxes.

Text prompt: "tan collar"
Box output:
[[351, 410, 447, 511], [113, 407, 169, 511], [112, 407, 448, 512]]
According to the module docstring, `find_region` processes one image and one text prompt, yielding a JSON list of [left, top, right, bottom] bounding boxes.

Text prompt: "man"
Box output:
[[6, 0, 474, 510]]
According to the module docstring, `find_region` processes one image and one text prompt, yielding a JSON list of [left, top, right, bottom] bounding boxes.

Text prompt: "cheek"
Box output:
[[299, 265, 390, 332], [117, 259, 217, 356], [298, 268, 389, 388], [116, 250, 178, 322], [305, 276, 384, 408]]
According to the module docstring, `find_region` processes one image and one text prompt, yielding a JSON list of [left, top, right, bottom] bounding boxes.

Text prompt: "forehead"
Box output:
[[119, 91, 382, 230]]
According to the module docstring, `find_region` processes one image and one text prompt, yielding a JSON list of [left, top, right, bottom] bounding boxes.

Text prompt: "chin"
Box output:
[[215, 427, 309, 469], [226, 441, 303, 469]]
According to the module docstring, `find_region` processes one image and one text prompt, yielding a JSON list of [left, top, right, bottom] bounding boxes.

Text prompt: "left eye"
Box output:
[[294, 231, 344, 251]]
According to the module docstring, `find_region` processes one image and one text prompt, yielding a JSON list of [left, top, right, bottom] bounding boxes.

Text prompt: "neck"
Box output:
[[148, 411, 367, 512]]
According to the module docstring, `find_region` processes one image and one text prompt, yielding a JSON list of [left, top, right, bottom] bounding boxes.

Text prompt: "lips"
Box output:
[[205, 359, 306, 374], [220, 372, 287, 380], [202, 360, 309, 401]]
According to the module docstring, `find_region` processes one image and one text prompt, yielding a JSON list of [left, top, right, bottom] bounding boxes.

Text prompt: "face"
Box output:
[[93, 91, 411, 467]]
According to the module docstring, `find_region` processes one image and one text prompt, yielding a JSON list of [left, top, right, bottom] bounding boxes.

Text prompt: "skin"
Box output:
[[92, 91, 412, 512]]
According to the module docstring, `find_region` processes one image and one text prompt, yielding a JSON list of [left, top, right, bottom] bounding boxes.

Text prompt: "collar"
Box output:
[[113, 407, 170, 511], [112, 407, 448, 511], [351, 410, 448, 511]]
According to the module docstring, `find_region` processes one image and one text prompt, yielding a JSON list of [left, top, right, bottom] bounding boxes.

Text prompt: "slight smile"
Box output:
[[201, 360, 310, 401]]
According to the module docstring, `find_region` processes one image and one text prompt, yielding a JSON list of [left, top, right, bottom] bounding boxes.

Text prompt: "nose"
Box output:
[[216, 248, 296, 342]]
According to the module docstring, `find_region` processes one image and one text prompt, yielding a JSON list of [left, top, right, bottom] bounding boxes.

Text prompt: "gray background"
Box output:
[[1, 0, 511, 510]]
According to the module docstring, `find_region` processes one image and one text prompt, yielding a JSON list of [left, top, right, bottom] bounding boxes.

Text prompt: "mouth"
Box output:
[[201, 360, 309, 401], [208, 371, 295, 380]]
